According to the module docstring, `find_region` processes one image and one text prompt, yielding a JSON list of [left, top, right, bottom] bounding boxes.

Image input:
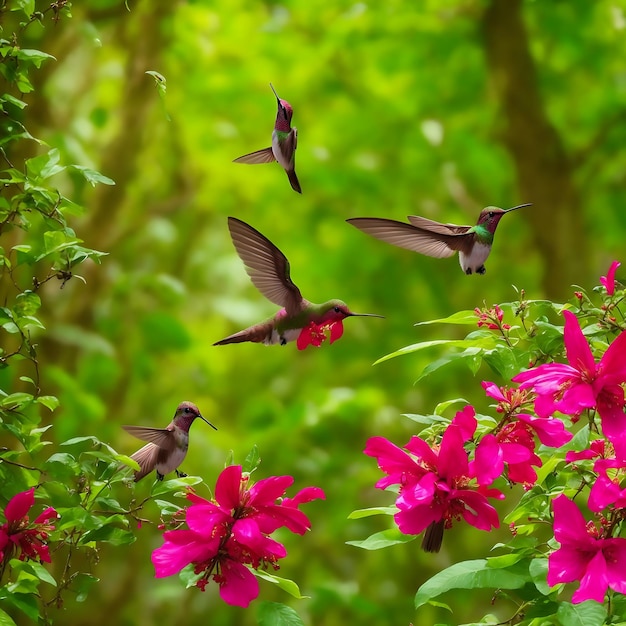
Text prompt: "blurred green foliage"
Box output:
[[1, 0, 625, 624]]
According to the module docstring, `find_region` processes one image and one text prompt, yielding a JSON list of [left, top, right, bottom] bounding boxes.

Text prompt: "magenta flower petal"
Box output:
[[296, 326, 313, 350], [5, 488, 35, 523], [152, 530, 219, 578], [33, 507, 58, 525], [516, 414, 573, 447], [472, 434, 504, 486], [438, 424, 468, 479], [218, 560, 259, 607], [552, 495, 589, 544], [214, 465, 243, 510], [482, 381, 506, 402], [572, 550, 608, 603], [328, 320, 344, 344], [451, 405, 477, 440], [282, 486, 325, 508], [562, 310, 596, 376], [248, 475, 293, 505], [186, 504, 232, 533], [600, 330, 626, 382], [600, 260, 621, 296]]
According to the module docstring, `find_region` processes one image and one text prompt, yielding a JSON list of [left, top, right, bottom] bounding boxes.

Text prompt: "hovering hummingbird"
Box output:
[[347, 204, 531, 275], [123, 401, 216, 482], [233, 83, 301, 194], [213, 217, 383, 348]]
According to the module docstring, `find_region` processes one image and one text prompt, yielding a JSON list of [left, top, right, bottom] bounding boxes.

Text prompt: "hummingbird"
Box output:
[[213, 217, 383, 348], [122, 401, 216, 482], [347, 204, 531, 275], [233, 83, 302, 194]]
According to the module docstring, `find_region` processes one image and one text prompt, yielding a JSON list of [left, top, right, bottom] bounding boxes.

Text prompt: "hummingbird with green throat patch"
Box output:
[[213, 217, 383, 349], [233, 83, 302, 194], [123, 401, 216, 482], [347, 204, 531, 275]]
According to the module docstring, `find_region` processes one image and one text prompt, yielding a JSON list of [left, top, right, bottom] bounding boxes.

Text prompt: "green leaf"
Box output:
[[25, 148, 64, 179], [151, 475, 202, 497], [529, 558, 550, 596], [346, 528, 415, 550], [179, 564, 203, 589], [257, 601, 305, 626], [68, 165, 115, 187], [254, 570, 306, 599], [71, 573, 99, 603], [414, 559, 529, 609], [80, 525, 136, 546], [414, 310, 479, 326], [375, 338, 497, 365], [0, 607, 17, 626], [24, 562, 57, 587], [556, 600, 607, 626], [35, 395, 59, 411], [14, 291, 41, 317], [433, 398, 470, 415], [16, 49, 56, 68], [242, 444, 261, 474], [348, 506, 397, 519]]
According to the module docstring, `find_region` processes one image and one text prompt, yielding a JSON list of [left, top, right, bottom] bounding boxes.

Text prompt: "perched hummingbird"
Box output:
[[213, 217, 383, 347], [347, 204, 531, 275], [122, 401, 216, 482], [233, 83, 302, 194]]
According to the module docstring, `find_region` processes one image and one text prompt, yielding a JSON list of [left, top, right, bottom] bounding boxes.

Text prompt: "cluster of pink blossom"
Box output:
[[0, 488, 57, 565], [152, 465, 324, 607], [474, 304, 511, 331], [366, 261, 626, 604], [296, 319, 343, 350]]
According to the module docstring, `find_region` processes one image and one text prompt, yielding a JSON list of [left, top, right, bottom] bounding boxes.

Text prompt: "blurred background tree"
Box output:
[[2, 0, 625, 623]]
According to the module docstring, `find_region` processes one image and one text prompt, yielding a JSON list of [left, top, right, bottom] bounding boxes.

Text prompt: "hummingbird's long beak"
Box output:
[[199, 414, 218, 431], [269, 82, 281, 103], [348, 313, 385, 318], [505, 203, 532, 212]]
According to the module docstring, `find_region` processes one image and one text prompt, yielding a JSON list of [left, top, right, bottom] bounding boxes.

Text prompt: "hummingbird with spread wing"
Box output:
[[123, 401, 216, 482], [347, 204, 531, 275], [233, 83, 301, 194], [213, 217, 383, 349]]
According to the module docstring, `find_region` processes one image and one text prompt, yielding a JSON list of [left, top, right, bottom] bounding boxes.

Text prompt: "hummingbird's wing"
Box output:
[[227, 217, 303, 314], [347, 217, 465, 258], [406, 215, 471, 235], [128, 442, 159, 482], [233, 147, 276, 165], [122, 425, 177, 451]]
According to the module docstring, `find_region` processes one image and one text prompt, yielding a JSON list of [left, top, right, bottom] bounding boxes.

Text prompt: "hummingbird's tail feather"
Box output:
[[421, 519, 445, 553], [286, 168, 302, 194], [213, 323, 272, 346], [233, 147, 276, 165]]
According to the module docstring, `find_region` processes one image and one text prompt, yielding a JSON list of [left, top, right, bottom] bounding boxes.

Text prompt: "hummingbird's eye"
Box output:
[[489, 211, 495, 217], [334, 306, 341, 313]]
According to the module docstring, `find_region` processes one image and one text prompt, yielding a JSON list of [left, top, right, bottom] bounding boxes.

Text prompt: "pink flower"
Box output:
[[588, 453, 626, 512], [296, 319, 344, 350], [513, 311, 626, 450], [474, 305, 510, 331], [565, 439, 607, 464], [547, 494, 626, 603], [600, 261, 621, 296], [365, 408, 502, 552], [474, 412, 571, 487], [482, 381, 533, 415], [152, 465, 324, 607], [0, 488, 57, 564]]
